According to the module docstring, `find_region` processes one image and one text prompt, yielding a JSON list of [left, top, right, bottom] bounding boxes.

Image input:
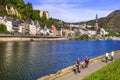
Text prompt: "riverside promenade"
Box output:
[[55, 51, 120, 80], [38, 50, 120, 80], [0, 36, 68, 41]]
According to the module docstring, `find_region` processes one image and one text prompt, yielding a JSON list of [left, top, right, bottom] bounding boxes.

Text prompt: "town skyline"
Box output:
[[24, 0, 120, 22]]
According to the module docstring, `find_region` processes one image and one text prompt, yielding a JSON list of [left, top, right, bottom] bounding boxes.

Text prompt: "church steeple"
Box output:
[[95, 14, 98, 23], [95, 14, 99, 30]]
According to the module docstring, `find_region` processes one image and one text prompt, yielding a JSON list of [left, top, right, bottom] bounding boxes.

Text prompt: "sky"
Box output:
[[24, 0, 120, 22]]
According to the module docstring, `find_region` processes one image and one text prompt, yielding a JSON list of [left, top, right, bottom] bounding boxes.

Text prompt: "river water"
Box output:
[[0, 40, 120, 80]]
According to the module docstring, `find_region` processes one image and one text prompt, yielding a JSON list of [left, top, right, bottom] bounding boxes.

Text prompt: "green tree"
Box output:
[[0, 24, 9, 33], [106, 31, 119, 36]]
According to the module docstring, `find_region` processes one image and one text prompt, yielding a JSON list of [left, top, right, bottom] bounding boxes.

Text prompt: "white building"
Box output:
[[87, 30, 96, 36], [18, 23, 29, 35], [79, 29, 87, 35], [18, 24, 22, 33], [100, 28, 108, 36], [29, 24, 37, 35], [4, 20, 13, 33]]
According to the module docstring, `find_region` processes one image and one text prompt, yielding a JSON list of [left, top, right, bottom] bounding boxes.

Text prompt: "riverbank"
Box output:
[[37, 50, 120, 80], [0, 37, 68, 41]]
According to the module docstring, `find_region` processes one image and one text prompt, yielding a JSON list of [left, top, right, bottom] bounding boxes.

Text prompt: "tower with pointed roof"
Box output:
[[95, 14, 99, 30]]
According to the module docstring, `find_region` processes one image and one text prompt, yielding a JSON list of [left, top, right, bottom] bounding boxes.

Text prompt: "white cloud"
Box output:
[[33, 0, 112, 22]]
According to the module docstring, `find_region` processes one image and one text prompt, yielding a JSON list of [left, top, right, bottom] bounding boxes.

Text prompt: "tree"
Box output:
[[0, 24, 9, 33]]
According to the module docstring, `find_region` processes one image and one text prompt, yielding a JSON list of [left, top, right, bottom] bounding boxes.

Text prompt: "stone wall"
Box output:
[[0, 37, 68, 41]]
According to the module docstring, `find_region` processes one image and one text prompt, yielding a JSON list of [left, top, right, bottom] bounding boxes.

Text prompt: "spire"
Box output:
[[95, 14, 99, 30], [95, 14, 98, 23]]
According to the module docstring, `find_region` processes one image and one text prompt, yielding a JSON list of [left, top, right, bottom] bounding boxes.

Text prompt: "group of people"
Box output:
[[105, 51, 115, 62], [73, 51, 115, 74], [74, 56, 89, 74]]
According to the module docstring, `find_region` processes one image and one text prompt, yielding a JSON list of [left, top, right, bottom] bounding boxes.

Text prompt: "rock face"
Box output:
[[39, 10, 49, 19], [6, 5, 21, 18]]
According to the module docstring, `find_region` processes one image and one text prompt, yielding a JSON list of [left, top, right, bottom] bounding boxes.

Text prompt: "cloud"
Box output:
[[32, 0, 113, 22], [34, 7, 111, 22]]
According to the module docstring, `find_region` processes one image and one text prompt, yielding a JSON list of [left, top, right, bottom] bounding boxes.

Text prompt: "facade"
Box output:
[[0, 17, 4, 24], [34, 21, 41, 35], [4, 20, 13, 33], [88, 30, 96, 36], [100, 28, 108, 36], [12, 19, 20, 35], [52, 25, 57, 36], [16, 20, 29, 35], [29, 20, 41, 36], [29, 23, 37, 35]]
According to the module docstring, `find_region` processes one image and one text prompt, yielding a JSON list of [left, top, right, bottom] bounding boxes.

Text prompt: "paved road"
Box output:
[[56, 52, 120, 80]]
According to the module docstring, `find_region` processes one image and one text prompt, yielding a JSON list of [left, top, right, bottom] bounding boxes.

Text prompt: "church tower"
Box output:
[[95, 14, 99, 30]]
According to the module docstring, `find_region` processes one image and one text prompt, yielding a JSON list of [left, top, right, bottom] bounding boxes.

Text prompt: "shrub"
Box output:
[[0, 24, 9, 34]]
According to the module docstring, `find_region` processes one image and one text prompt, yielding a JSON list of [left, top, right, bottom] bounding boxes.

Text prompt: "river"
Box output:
[[0, 40, 120, 80]]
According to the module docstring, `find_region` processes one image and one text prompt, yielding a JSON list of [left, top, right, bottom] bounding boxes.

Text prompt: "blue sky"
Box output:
[[24, 0, 120, 22]]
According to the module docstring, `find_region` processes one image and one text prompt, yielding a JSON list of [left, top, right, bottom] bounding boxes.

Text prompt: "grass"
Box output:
[[83, 58, 120, 80]]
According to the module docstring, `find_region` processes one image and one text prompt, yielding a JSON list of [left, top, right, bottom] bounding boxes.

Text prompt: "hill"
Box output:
[[74, 10, 120, 32], [102, 10, 120, 31], [0, 0, 64, 26]]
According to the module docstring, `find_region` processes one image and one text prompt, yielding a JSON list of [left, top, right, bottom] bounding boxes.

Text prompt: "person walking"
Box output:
[[76, 58, 81, 73], [76, 58, 80, 65], [105, 53, 109, 62], [110, 51, 114, 61], [84, 56, 89, 68]]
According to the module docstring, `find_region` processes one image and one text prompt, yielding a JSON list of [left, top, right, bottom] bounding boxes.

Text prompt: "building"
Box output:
[[12, 19, 20, 35], [87, 30, 97, 36], [4, 20, 13, 33], [34, 21, 41, 35], [95, 14, 99, 30], [100, 28, 108, 36], [0, 17, 4, 24], [19, 22, 29, 35], [29, 20, 41, 36], [51, 25, 57, 36], [29, 21, 37, 35], [18, 23, 23, 34]]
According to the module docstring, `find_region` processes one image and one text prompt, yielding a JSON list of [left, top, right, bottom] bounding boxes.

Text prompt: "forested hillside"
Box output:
[[76, 10, 120, 31], [102, 10, 120, 31], [0, 0, 56, 26]]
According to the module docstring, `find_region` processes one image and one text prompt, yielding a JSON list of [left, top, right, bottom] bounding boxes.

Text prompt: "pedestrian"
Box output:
[[76, 58, 80, 65], [105, 53, 109, 62], [73, 64, 77, 74], [110, 51, 114, 61], [84, 56, 89, 68], [76, 58, 81, 73]]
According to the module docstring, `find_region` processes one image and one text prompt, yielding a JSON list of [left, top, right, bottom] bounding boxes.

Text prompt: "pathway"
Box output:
[[56, 51, 120, 80]]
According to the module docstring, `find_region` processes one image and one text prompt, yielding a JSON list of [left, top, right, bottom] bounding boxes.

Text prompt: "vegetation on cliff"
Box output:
[[1, 0, 120, 30], [0, 0, 58, 26], [106, 31, 120, 36], [102, 10, 120, 31]]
